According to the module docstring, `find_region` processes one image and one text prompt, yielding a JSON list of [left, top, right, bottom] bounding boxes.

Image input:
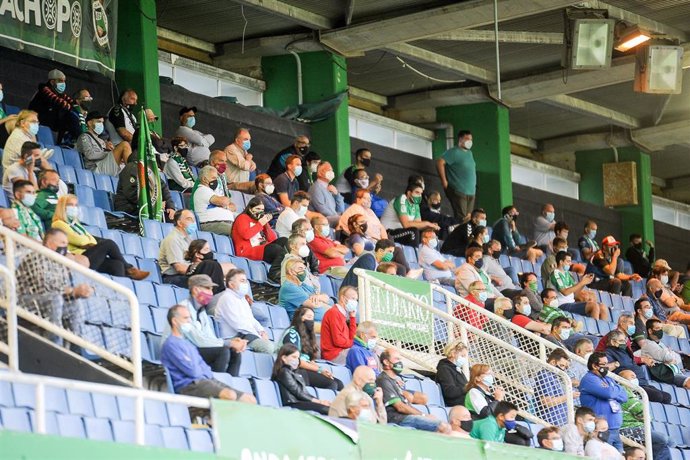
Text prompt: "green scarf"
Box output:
[[170, 151, 194, 182]]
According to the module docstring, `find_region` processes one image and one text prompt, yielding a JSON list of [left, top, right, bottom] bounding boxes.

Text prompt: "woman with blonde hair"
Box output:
[[464, 363, 505, 419], [3, 110, 42, 169], [436, 340, 470, 406], [52, 194, 148, 279]]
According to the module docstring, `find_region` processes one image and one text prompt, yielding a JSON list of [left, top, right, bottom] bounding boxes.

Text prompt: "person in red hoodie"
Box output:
[[320, 285, 358, 364], [231, 196, 277, 260]]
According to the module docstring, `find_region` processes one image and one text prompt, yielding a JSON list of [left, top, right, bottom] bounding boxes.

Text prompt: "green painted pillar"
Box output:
[[435, 103, 512, 220], [115, 0, 161, 130], [262, 52, 350, 175], [575, 147, 654, 243]]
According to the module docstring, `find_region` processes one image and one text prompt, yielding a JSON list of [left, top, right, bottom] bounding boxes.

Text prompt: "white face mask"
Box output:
[[428, 238, 438, 249], [298, 245, 310, 258], [264, 184, 275, 195], [297, 205, 308, 217], [661, 274, 669, 285], [462, 140, 473, 150], [324, 170, 335, 181]]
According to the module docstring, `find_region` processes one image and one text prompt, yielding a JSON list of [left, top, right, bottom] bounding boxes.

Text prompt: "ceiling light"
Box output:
[[615, 26, 651, 52], [634, 44, 684, 94], [566, 18, 615, 69]]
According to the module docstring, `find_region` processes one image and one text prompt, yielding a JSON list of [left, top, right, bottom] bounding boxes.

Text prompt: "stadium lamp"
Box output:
[[634, 44, 684, 94], [565, 17, 615, 69], [614, 25, 651, 52]]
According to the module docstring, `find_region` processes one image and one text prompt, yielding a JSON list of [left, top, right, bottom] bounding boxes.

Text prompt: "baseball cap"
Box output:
[[653, 259, 672, 271], [179, 106, 197, 116], [188, 274, 217, 289], [601, 236, 620, 246]]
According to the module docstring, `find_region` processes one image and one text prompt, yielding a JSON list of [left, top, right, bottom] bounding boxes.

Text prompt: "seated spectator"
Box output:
[[641, 318, 690, 389], [580, 352, 627, 451], [183, 239, 234, 282], [275, 191, 310, 238], [483, 240, 522, 297], [539, 288, 574, 325], [3, 110, 40, 170], [223, 128, 256, 192], [436, 341, 469, 407], [214, 269, 273, 354], [346, 321, 380, 375], [552, 251, 606, 320], [12, 180, 44, 241], [455, 247, 502, 304], [207, 149, 234, 198], [453, 280, 490, 332], [231, 197, 277, 261], [336, 148, 382, 205], [264, 219, 319, 285], [192, 165, 236, 236], [586, 236, 639, 297], [0, 81, 18, 147], [16, 228, 93, 345], [0, 207, 20, 231], [418, 227, 456, 286], [27, 69, 75, 144], [158, 210, 225, 289], [329, 365, 386, 423], [561, 406, 597, 456], [320, 285, 358, 364], [106, 89, 138, 151], [380, 183, 440, 247], [161, 304, 254, 402], [338, 189, 387, 240], [163, 136, 196, 191], [542, 237, 586, 281], [421, 191, 458, 241], [309, 215, 347, 276], [448, 406, 474, 438], [279, 307, 343, 391], [647, 269, 690, 325], [274, 154, 302, 207], [631, 298, 655, 346], [653, 259, 674, 287], [175, 106, 214, 166], [625, 234, 654, 278], [536, 348, 576, 426], [578, 219, 600, 262], [568, 338, 594, 385], [544, 316, 574, 348], [441, 208, 487, 257], [376, 348, 449, 433], [308, 161, 344, 226], [492, 205, 543, 263], [624, 447, 646, 460], [162, 276, 245, 376], [342, 239, 414, 289], [467, 225, 490, 250], [511, 294, 551, 335], [554, 221, 571, 250], [253, 174, 284, 227], [537, 426, 565, 452], [279, 259, 330, 321], [52, 194, 148, 279], [464, 363, 504, 419], [344, 213, 411, 277], [76, 111, 125, 176], [584, 418, 622, 460], [470, 401, 518, 443], [3, 141, 42, 194], [272, 344, 331, 415], [519, 272, 543, 318], [533, 203, 556, 251]]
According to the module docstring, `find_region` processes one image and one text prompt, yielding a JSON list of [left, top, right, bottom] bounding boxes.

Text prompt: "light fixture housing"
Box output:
[[634, 44, 684, 94], [567, 18, 615, 69], [615, 25, 651, 52]]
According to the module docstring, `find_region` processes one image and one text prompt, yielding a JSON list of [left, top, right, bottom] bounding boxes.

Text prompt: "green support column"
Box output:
[[435, 103, 512, 220], [262, 52, 350, 175], [115, 0, 161, 130], [575, 147, 654, 243]]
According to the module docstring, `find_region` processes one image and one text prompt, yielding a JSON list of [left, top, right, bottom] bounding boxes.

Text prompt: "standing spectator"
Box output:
[[267, 135, 312, 189], [536, 426, 565, 452], [435, 130, 476, 222], [455, 247, 502, 303], [3, 110, 39, 169], [578, 220, 600, 262], [329, 365, 386, 423], [551, 251, 605, 319], [28, 69, 75, 143], [231, 197, 277, 261], [106, 89, 138, 149], [308, 161, 344, 226], [76, 111, 125, 175], [346, 321, 380, 375], [464, 363, 504, 418], [641, 318, 690, 389], [175, 106, 215, 166], [441, 208, 487, 256], [320, 285, 358, 364], [279, 259, 330, 320], [536, 348, 577, 426], [625, 234, 654, 278], [273, 154, 302, 207], [421, 191, 459, 241], [214, 269, 273, 354], [483, 240, 522, 297], [3, 141, 42, 193], [469, 401, 518, 442], [533, 203, 556, 250], [436, 341, 469, 407], [12, 180, 43, 241], [561, 406, 597, 456], [569, 338, 594, 386], [580, 352, 627, 451], [380, 183, 440, 247], [223, 128, 256, 191], [61, 89, 91, 147], [272, 344, 331, 415], [308, 215, 347, 276], [418, 227, 456, 286], [164, 137, 196, 191], [253, 174, 284, 226], [275, 191, 310, 238], [192, 165, 236, 236], [585, 418, 624, 459], [337, 148, 383, 205], [492, 205, 543, 263], [448, 406, 474, 438], [586, 236, 640, 297], [161, 304, 254, 402]]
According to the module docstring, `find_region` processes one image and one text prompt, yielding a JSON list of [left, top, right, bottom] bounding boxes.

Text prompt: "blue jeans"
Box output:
[[399, 415, 441, 432], [608, 428, 623, 452]]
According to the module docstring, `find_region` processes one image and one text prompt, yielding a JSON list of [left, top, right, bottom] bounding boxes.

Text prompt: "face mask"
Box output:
[[242, 140, 251, 151], [264, 184, 275, 195], [94, 122, 104, 135], [236, 281, 250, 297], [303, 228, 315, 242], [297, 146, 308, 155], [359, 223, 368, 234], [21, 193, 36, 207], [358, 409, 373, 422], [296, 271, 307, 282], [502, 309, 515, 320], [293, 165, 303, 177], [362, 382, 376, 396], [597, 431, 610, 443], [549, 299, 559, 308], [478, 219, 487, 227], [629, 378, 639, 387], [207, 180, 218, 190], [360, 158, 371, 167], [66, 206, 79, 220], [185, 117, 196, 128], [309, 162, 318, 173], [481, 374, 494, 387], [460, 420, 474, 433], [430, 202, 441, 210], [559, 328, 571, 340], [626, 325, 636, 336], [478, 291, 489, 302], [202, 252, 214, 261], [428, 239, 438, 249], [583, 352, 592, 362], [491, 251, 501, 260], [79, 100, 92, 111], [520, 304, 531, 316], [583, 420, 596, 433], [455, 356, 468, 368], [391, 361, 404, 375], [297, 245, 310, 258], [286, 358, 299, 370], [503, 419, 516, 430], [196, 290, 214, 306], [529, 281, 538, 293], [185, 222, 198, 235], [180, 322, 193, 334], [651, 329, 663, 340], [0, 90, 4, 102], [55, 82, 66, 93], [654, 289, 663, 299], [355, 178, 369, 189], [563, 264, 571, 272], [411, 195, 422, 205], [643, 308, 653, 319], [545, 212, 555, 222], [551, 439, 564, 451], [366, 338, 377, 350], [381, 252, 394, 263], [473, 258, 484, 270], [482, 234, 490, 243], [587, 230, 597, 239], [325, 170, 335, 181], [28, 122, 40, 136], [616, 343, 627, 351], [215, 162, 227, 174], [598, 367, 609, 377], [633, 243, 643, 250], [661, 275, 669, 285], [297, 205, 308, 217], [44, 184, 59, 194], [56, 246, 68, 256], [462, 140, 473, 150], [346, 299, 358, 313], [176, 147, 189, 158], [316, 225, 329, 238]]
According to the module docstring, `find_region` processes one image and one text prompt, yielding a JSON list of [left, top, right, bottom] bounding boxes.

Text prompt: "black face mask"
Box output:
[[298, 146, 308, 155], [202, 252, 214, 261], [502, 309, 515, 320], [633, 242, 643, 250], [208, 180, 219, 190], [252, 209, 265, 220], [359, 223, 368, 234], [597, 431, 610, 443], [56, 246, 68, 256], [303, 319, 314, 331], [430, 202, 441, 210], [460, 420, 474, 433], [80, 101, 92, 111], [44, 184, 59, 194], [360, 158, 371, 167], [598, 366, 609, 377], [650, 329, 663, 340], [473, 259, 484, 270], [177, 147, 188, 157], [654, 289, 663, 299], [491, 252, 500, 260]]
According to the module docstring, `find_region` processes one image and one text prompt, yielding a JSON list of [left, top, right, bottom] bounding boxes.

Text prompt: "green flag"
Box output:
[[137, 108, 163, 228]]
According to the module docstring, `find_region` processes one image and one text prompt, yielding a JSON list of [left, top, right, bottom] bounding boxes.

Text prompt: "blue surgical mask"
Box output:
[[28, 122, 40, 136], [520, 304, 532, 316], [643, 308, 653, 319], [180, 322, 193, 334], [478, 219, 487, 227], [242, 140, 251, 151], [366, 338, 377, 350], [503, 419, 517, 431], [346, 299, 358, 313], [320, 225, 330, 237], [294, 165, 303, 177], [626, 325, 636, 336], [482, 375, 494, 386], [587, 230, 597, 239], [186, 116, 196, 128], [0, 90, 4, 102], [560, 328, 572, 340], [545, 212, 555, 222], [237, 281, 250, 296], [55, 82, 66, 93], [563, 264, 571, 272], [185, 222, 198, 235], [428, 238, 438, 249], [455, 356, 468, 368], [478, 291, 488, 302], [94, 122, 104, 135], [483, 234, 490, 243], [629, 378, 639, 387]]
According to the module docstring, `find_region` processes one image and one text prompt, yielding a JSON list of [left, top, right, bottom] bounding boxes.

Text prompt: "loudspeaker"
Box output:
[[569, 19, 615, 69], [634, 45, 684, 94]]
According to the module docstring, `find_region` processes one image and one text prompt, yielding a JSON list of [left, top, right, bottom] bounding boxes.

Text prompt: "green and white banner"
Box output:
[[0, 0, 117, 77]]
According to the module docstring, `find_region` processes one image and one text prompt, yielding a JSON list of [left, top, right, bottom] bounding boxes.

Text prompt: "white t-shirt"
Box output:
[[418, 244, 452, 281], [584, 439, 623, 460], [193, 185, 234, 223], [380, 199, 400, 229], [2, 163, 34, 193], [275, 207, 301, 238]]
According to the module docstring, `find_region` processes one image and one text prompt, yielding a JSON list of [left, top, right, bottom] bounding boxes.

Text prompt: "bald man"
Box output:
[[0, 208, 20, 231], [328, 365, 386, 423], [448, 406, 473, 438]]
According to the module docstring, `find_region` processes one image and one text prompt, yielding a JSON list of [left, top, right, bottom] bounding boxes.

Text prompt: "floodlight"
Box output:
[[634, 44, 684, 94], [568, 19, 615, 69], [614, 25, 651, 52]]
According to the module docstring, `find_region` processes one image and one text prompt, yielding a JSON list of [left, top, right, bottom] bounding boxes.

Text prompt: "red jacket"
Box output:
[[320, 305, 357, 361], [231, 213, 277, 260]]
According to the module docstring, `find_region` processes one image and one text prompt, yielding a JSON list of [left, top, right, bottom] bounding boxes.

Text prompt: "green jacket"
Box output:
[[32, 189, 58, 229], [621, 387, 643, 429]]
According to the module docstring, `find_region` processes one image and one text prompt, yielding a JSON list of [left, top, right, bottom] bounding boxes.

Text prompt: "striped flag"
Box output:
[[137, 108, 163, 228]]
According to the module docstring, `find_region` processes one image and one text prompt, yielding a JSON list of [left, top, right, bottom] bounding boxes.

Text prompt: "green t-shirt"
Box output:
[[470, 416, 505, 442], [539, 304, 570, 324], [551, 270, 576, 291], [392, 194, 420, 221], [442, 147, 476, 195]]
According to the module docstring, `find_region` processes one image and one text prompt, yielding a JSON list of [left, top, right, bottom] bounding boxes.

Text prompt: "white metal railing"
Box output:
[[0, 370, 210, 446], [0, 226, 142, 387]]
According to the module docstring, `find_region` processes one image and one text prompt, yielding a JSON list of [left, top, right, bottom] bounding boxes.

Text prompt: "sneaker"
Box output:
[[126, 267, 150, 280]]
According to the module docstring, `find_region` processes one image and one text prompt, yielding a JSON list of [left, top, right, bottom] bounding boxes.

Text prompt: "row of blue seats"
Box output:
[[650, 401, 690, 426], [648, 381, 690, 408]]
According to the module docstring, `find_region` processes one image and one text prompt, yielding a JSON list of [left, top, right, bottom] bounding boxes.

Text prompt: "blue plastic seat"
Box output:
[[137, 305, 155, 333], [161, 426, 189, 449], [81, 206, 107, 227], [428, 405, 449, 422], [0, 380, 14, 407], [401, 245, 417, 264], [74, 184, 95, 207], [62, 148, 83, 169], [133, 280, 157, 307], [84, 296, 111, 325], [228, 255, 250, 274], [83, 416, 113, 441], [212, 234, 234, 255], [93, 189, 112, 211], [12, 382, 36, 408], [419, 379, 443, 406], [50, 147, 65, 165], [66, 389, 95, 417], [144, 399, 169, 426], [121, 232, 144, 257], [155, 283, 177, 308], [5, 104, 20, 115], [140, 237, 159, 259], [247, 260, 269, 284], [75, 169, 96, 188], [315, 388, 337, 402], [253, 352, 274, 379], [252, 379, 282, 407], [94, 173, 114, 193], [650, 402, 667, 422], [319, 275, 336, 299], [166, 403, 192, 428], [37, 125, 55, 146], [238, 350, 258, 378], [56, 164, 77, 184], [111, 420, 136, 443], [173, 286, 190, 303], [136, 258, 162, 283], [187, 428, 214, 452], [143, 219, 163, 241], [103, 326, 132, 356], [56, 413, 86, 438], [268, 305, 290, 329], [331, 365, 352, 386], [169, 191, 184, 210], [665, 405, 681, 425], [0, 407, 32, 431], [213, 373, 254, 396], [91, 393, 120, 420], [150, 307, 169, 333]]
